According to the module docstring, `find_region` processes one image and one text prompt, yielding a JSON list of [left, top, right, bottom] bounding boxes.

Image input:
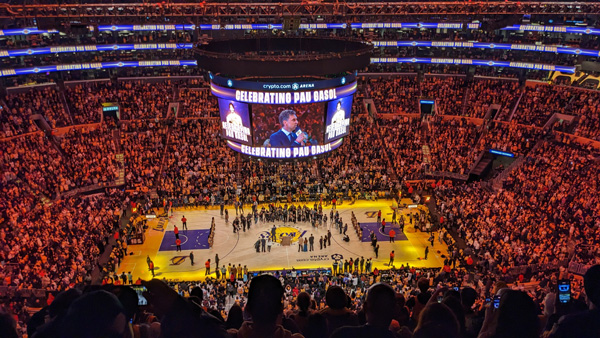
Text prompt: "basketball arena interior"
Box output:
[[0, 1, 599, 337]]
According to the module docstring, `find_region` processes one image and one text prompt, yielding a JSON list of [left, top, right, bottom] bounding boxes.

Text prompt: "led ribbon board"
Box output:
[[211, 81, 357, 104], [0, 43, 194, 58], [370, 57, 576, 73], [0, 28, 59, 36], [372, 41, 600, 57], [501, 25, 600, 36], [0, 60, 197, 77], [351, 22, 480, 29], [229, 139, 344, 159], [98, 24, 196, 31], [199, 23, 346, 30]]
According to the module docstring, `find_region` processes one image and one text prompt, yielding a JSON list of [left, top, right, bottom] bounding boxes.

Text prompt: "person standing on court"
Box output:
[[205, 259, 211, 275], [190, 251, 194, 266], [309, 234, 315, 251], [174, 225, 179, 240], [374, 244, 379, 258], [175, 238, 181, 252], [389, 229, 395, 243], [271, 225, 277, 241], [388, 250, 395, 267], [149, 260, 155, 277], [424, 246, 429, 260], [380, 218, 386, 234], [181, 215, 187, 231], [215, 254, 219, 269]]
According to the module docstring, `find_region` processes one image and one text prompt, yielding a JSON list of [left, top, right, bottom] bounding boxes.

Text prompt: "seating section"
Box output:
[[65, 81, 117, 125], [464, 79, 521, 119], [513, 85, 574, 127], [421, 76, 467, 116]]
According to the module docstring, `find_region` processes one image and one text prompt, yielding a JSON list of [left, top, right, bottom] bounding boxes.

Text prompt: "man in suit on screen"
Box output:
[[269, 109, 306, 147]]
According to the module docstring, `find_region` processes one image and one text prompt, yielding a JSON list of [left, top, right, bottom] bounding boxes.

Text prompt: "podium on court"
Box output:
[[281, 235, 292, 246]]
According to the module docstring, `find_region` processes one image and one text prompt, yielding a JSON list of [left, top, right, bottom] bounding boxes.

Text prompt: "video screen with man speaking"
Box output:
[[252, 103, 325, 148], [212, 75, 357, 159]]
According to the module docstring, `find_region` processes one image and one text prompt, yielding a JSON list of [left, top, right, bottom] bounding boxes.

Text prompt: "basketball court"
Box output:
[[116, 199, 449, 281]]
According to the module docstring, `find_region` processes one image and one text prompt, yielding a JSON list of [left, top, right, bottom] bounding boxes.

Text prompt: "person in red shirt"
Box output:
[[176, 238, 181, 252], [174, 225, 179, 239], [181, 216, 187, 231], [381, 218, 386, 233], [389, 229, 395, 243], [149, 261, 155, 277], [332, 198, 337, 209], [205, 259, 211, 275], [389, 250, 395, 267]]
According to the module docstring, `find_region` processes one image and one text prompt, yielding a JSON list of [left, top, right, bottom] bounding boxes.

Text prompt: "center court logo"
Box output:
[[258, 226, 307, 244]]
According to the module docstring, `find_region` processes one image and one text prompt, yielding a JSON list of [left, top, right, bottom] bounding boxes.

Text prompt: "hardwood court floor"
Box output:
[[117, 199, 449, 281]]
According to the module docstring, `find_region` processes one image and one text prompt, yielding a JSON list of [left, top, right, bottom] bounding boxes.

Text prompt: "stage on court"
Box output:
[[117, 199, 449, 281]]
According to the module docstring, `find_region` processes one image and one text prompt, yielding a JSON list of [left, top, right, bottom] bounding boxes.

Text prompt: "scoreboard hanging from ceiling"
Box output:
[[210, 74, 357, 159]]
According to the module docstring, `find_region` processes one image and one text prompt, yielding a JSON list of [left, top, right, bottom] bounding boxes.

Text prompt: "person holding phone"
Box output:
[[548, 264, 600, 338]]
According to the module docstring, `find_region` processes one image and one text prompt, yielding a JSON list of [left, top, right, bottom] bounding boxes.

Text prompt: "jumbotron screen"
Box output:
[[211, 74, 356, 159]]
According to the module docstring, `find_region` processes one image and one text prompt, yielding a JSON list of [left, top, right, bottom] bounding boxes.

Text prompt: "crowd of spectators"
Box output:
[[364, 76, 420, 115], [513, 84, 574, 127], [378, 116, 425, 180], [476, 121, 544, 157], [0, 133, 66, 199], [426, 117, 480, 175], [117, 80, 173, 120], [463, 79, 521, 119], [64, 81, 116, 125], [179, 88, 219, 118], [56, 126, 120, 189], [570, 89, 600, 141], [0, 190, 125, 335], [121, 120, 169, 192], [421, 76, 467, 116], [8, 260, 600, 338], [2, 86, 70, 134], [157, 118, 235, 199], [436, 138, 600, 277]]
